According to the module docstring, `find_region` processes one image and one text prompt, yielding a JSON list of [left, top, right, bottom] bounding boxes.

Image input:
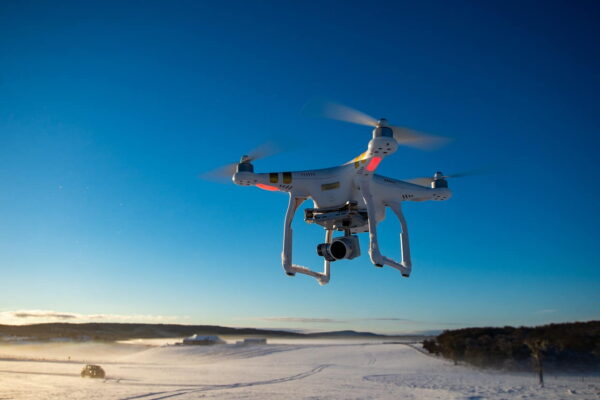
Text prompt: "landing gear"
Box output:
[[281, 195, 331, 285], [360, 178, 412, 277]]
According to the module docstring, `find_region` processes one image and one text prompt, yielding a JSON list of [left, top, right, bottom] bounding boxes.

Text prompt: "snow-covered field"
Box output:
[[0, 339, 598, 399]]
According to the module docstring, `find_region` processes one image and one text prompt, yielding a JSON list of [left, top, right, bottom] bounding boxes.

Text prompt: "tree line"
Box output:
[[422, 321, 600, 373]]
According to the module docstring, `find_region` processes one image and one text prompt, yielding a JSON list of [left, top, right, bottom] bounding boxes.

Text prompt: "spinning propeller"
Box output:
[[306, 100, 450, 150], [407, 169, 488, 187], [200, 142, 280, 183]]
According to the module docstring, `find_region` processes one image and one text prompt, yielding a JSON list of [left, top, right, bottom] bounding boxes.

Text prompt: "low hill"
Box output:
[[0, 323, 301, 341], [308, 330, 381, 337], [0, 323, 392, 341]]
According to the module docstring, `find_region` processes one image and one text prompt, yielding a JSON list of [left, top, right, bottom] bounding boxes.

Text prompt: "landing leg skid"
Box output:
[[282, 195, 331, 285], [361, 180, 412, 277], [388, 202, 412, 277]]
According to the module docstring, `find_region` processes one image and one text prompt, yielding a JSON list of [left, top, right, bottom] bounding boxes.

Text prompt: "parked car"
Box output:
[[80, 364, 105, 378]]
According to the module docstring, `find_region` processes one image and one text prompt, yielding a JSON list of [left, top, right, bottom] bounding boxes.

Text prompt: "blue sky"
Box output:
[[0, 0, 598, 334]]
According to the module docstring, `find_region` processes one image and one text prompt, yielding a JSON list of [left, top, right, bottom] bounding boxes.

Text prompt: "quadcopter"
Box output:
[[205, 103, 463, 285]]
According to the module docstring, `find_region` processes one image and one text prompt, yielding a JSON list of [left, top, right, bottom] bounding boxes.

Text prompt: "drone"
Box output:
[[205, 102, 464, 285]]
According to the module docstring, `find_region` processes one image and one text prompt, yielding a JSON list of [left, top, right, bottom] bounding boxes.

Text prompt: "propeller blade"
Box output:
[[199, 163, 238, 183], [392, 126, 450, 151], [303, 100, 378, 127], [305, 100, 450, 151], [405, 167, 492, 187], [245, 141, 281, 162], [443, 167, 494, 179], [199, 141, 284, 184]]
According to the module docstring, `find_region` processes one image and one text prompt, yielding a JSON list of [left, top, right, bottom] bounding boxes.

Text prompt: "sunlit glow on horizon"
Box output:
[[0, 310, 186, 325]]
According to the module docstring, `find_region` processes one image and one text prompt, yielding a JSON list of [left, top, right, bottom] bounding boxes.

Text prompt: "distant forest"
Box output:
[[422, 321, 600, 372]]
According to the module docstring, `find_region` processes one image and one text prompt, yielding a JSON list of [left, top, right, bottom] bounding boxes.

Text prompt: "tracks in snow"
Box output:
[[119, 364, 333, 400]]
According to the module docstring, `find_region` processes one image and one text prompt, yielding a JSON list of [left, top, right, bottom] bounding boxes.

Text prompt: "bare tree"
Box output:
[[525, 338, 548, 387]]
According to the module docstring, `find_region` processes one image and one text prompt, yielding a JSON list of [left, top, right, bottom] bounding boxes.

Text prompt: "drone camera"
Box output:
[[317, 235, 361, 262]]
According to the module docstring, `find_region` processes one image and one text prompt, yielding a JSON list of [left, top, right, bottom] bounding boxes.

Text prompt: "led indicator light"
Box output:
[[366, 157, 382, 172], [256, 183, 279, 191]]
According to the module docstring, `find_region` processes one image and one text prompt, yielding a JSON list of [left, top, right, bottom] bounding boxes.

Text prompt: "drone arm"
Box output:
[[361, 179, 411, 277], [281, 194, 331, 285]]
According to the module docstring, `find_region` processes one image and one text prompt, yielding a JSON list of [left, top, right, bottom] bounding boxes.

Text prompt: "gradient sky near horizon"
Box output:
[[1, 0, 599, 334]]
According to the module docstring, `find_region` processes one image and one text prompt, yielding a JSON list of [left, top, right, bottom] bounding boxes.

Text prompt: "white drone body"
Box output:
[[230, 118, 452, 285]]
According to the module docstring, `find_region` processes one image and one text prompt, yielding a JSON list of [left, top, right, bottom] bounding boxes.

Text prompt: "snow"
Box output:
[[0, 339, 598, 399]]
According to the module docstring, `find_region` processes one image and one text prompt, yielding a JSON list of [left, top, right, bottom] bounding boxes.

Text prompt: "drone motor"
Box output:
[[432, 171, 448, 188], [236, 157, 254, 173]]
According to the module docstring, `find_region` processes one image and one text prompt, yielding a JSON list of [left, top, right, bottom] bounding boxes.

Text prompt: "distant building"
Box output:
[[181, 334, 225, 345], [236, 337, 267, 345]]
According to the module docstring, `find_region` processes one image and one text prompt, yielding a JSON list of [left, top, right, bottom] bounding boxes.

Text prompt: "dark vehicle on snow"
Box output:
[[80, 364, 105, 378]]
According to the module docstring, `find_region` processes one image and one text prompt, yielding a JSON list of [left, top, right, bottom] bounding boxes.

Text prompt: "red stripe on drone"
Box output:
[[366, 156, 382, 172], [256, 183, 279, 191]]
